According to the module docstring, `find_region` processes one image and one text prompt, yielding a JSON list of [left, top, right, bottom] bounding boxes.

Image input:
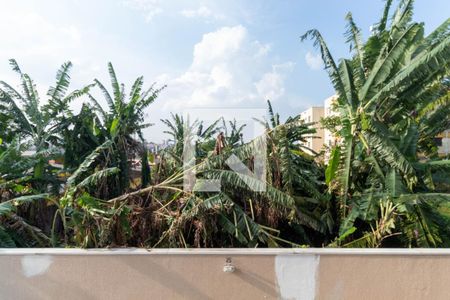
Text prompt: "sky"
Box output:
[[1, 0, 449, 142]]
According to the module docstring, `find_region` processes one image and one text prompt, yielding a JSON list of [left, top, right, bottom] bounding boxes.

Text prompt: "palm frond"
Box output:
[[345, 12, 365, 80], [77, 167, 120, 189], [67, 140, 113, 187], [365, 131, 416, 183], [366, 35, 450, 110], [47, 61, 72, 102], [94, 79, 115, 113], [359, 23, 423, 102], [391, 0, 415, 34], [377, 0, 394, 32], [108, 62, 122, 109], [301, 30, 349, 104], [0, 194, 49, 216]]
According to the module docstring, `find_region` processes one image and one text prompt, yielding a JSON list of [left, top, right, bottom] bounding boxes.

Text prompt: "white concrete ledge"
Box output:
[[2, 248, 450, 299], [1, 248, 450, 256]]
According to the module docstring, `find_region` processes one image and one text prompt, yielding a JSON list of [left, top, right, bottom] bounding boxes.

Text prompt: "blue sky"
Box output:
[[1, 0, 449, 142]]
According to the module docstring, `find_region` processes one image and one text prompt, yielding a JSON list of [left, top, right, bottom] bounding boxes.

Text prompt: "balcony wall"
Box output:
[[1, 248, 450, 299]]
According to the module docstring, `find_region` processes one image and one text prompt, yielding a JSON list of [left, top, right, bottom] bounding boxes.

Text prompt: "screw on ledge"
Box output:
[[223, 257, 236, 273]]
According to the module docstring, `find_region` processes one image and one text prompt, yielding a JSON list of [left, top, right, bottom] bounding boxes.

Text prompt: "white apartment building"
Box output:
[[438, 130, 450, 156], [323, 95, 339, 148], [298, 95, 337, 156], [299, 106, 324, 154], [299, 95, 450, 159]]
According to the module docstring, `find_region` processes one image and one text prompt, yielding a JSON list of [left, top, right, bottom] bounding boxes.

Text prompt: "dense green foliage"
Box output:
[[303, 0, 450, 247], [0, 0, 449, 248]]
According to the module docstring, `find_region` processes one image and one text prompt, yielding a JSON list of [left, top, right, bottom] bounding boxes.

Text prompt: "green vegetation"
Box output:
[[0, 0, 449, 248]]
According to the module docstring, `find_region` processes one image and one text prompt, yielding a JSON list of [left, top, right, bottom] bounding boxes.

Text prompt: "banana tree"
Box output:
[[302, 0, 450, 246], [173, 101, 331, 246], [87, 63, 165, 195], [0, 108, 16, 150], [0, 59, 91, 186], [0, 193, 51, 247], [65, 101, 329, 248]]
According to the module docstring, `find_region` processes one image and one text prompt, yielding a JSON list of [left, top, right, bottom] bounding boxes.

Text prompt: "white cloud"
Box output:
[[0, 3, 158, 113], [123, 1, 225, 23], [192, 25, 246, 69], [181, 6, 210, 18], [253, 42, 272, 58], [158, 25, 293, 111], [180, 6, 225, 20], [305, 51, 323, 71], [0, 7, 86, 98], [255, 62, 294, 101], [122, 0, 163, 22], [0, 3, 296, 143]]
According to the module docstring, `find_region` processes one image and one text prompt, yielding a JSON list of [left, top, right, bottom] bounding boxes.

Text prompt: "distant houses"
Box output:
[[144, 140, 173, 154]]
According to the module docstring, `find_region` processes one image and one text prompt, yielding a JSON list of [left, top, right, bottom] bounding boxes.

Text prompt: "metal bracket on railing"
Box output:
[[223, 257, 236, 273]]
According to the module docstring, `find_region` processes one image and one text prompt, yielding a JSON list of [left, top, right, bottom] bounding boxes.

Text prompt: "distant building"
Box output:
[[300, 95, 450, 160], [298, 96, 339, 156], [145, 140, 173, 153], [323, 95, 339, 149], [299, 106, 324, 154], [437, 130, 450, 156]]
